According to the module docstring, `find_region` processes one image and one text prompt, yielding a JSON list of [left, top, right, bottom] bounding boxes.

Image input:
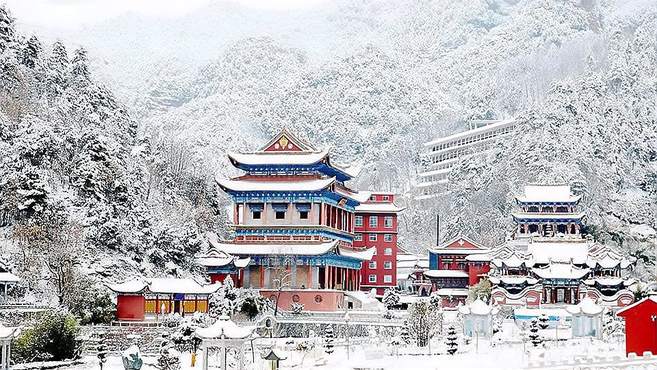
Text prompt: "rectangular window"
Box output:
[[384, 275, 392, 283], [369, 261, 377, 269], [299, 211, 308, 219], [384, 248, 392, 255], [384, 261, 392, 270], [354, 233, 362, 241], [252, 211, 261, 219], [275, 211, 285, 219], [384, 234, 392, 242], [369, 234, 377, 241], [384, 216, 393, 228], [369, 274, 377, 283], [369, 216, 378, 228], [355, 215, 363, 227], [382, 195, 389, 201]]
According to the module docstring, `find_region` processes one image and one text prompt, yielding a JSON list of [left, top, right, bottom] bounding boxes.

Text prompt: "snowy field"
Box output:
[[59, 337, 635, 370]]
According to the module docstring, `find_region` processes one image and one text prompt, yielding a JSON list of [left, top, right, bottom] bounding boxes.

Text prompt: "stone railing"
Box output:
[[528, 351, 657, 369]]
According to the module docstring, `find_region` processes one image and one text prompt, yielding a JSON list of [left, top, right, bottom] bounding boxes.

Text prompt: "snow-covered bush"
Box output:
[[12, 311, 80, 363], [290, 303, 304, 315], [157, 333, 181, 370]]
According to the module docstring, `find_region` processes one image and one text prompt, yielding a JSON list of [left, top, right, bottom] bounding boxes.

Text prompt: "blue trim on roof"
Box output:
[[234, 227, 353, 243], [233, 163, 353, 182], [250, 254, 362, 269], [512, 215, 584, 223], [227, 191, 360, 211]]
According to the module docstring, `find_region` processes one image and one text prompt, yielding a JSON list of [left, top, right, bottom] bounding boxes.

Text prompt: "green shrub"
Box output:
[[12, 312, 80, 363]]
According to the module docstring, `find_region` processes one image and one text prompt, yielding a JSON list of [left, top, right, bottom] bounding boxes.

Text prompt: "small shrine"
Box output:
[[195, 316, 257, 370], [566, 297, 603, 338], [458, 298, 498, 338]]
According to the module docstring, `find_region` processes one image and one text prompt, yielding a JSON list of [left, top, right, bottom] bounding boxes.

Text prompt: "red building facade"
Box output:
[[617, 297, 657, 356], [425, 237, 491, 307], [354, 193, 404, 296]]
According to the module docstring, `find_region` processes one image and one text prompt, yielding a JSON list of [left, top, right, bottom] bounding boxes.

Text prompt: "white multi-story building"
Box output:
[[415, 119, 517, 200]]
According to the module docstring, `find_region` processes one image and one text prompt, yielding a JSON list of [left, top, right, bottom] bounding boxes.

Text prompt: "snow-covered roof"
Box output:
[[424, 269, 469, 278], [489, 276, 538, 285], [0, 272, 20, 283], [583, 278, 626, 286], [338, 246, 375, 261], [424, 118, 516, 147], [617, 296, 657, 316], [195, 316, 256, 339], [196, 248, 251, 268], [436, 288, 469, 296], [429, 248, 490, 255], [208, 237, 338, 256], [107, 278, 221, 295], [354, 202, 405, 213], [511, 212, 585, 220], [344, 290, 385, 311], [458, 298, 498, 316], [216, 177, 335, 192], [335, 187, 371, 203], [527, 241, 590, 264], [227, 149, 329, 166], [492, 253, 529, 268], [531, 263, 589, 280], [516, 185, 581, 203], [464, 254, 492, 262], [566, 297, 603, 316]]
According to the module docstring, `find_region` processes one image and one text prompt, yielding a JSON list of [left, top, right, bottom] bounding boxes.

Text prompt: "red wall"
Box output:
[[355, 204, 398, 294], [116, 295, 145, 321], [619, 299, 657, 356]]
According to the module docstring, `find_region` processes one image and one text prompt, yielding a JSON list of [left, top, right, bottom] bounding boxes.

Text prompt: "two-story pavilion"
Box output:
[[197, 129, 376, 311]]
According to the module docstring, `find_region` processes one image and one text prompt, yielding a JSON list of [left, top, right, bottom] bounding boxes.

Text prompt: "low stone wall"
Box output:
[[80, 325, 175, 355]]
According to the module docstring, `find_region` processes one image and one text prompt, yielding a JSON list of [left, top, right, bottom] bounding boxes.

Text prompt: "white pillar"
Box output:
[[203, 345, 209, 370]]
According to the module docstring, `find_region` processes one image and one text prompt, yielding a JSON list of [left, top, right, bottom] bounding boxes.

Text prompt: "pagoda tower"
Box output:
[[490, 185, 636, 308], [197, 129, 375, 311]]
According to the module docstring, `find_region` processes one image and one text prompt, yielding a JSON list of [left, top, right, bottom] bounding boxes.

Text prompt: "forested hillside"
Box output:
[[0, 6, 224, 305], [1, 0, 656, 303]]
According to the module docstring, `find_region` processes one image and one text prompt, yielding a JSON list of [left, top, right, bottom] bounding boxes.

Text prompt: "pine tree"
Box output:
[[400, 321, 410, 345], [383, 288, 400, 309], [538, 313, 549, 330], [445, 325, 458, 355], [528, 318, 542, 347], [71, 47, 90, 82], [96, 331, 108, 370], [21, 35, 41, 68], [323, 325, 334, 355], [0, 6, 15, 52], [47, 40, 69, 95]]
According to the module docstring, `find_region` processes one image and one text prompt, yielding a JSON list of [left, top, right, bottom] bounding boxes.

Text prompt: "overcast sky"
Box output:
[[5, 0, 328, 29]]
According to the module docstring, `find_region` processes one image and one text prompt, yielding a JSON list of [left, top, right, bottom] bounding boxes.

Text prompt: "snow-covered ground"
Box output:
[[60, 336, 632, 370]]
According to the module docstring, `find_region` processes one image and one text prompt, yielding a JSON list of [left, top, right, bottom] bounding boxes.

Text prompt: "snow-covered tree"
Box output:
[[528, 318, 542, 347], [405, 300, 442, 347], [400, 321, 410, 345], [157, 333, 181, 370], [323, 325, 334, 355], [538, 313, 549, 330], [20, 35, 41, 69], [445, 325, 458, 355], [383, 288, 400, 309], [0, 6, 15, 52]]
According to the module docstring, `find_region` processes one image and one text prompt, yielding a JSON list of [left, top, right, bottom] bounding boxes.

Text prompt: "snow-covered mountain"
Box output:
[[1, 0, 656, 301]]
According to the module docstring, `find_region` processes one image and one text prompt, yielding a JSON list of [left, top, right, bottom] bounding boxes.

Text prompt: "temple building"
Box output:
[[424, 236, 491, 307], [490, 185, 636, 307], [354, 192, 404, 296], [197, 129, 376, 311]]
